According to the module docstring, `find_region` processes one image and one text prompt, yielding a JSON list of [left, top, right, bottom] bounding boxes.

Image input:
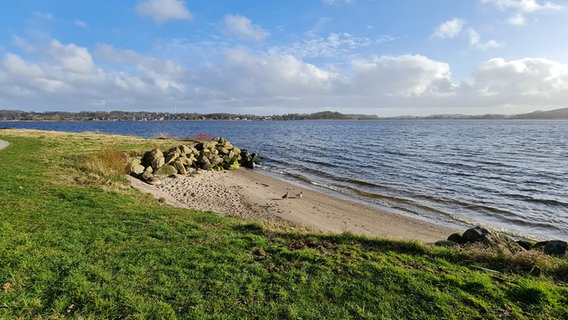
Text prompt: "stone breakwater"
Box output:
[[129, 137, 260, 185]]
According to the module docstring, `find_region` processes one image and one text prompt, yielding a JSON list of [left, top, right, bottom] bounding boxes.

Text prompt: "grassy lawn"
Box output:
[[0, 129, 567, 319]]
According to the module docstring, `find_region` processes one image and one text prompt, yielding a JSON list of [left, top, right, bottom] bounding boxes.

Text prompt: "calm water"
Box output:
[[2, 120, 567, 240]]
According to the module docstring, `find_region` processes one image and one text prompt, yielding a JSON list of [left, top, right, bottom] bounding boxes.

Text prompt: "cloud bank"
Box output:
[[2, 35, 568, 116]]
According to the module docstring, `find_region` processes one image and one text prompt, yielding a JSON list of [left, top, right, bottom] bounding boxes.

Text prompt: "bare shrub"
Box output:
[[184, 132, 216, 141]]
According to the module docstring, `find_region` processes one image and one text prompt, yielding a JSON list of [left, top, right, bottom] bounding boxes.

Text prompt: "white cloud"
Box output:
[[467, 28, 503, 50], [0, 38, 187, 108], [199, 48, 344, 101], [481, 0, 564, 13], [481, 0, 565, 26], [2, 53, 45, 79], [507, 12, 527, 25], [94, 43, 186, 80], [472, 57, 568, 97], [223, 15, 270, 41], [279, 32, 373, 58], [75, 20, 88, 28], [322, 0, 355, 5], [352, 55, 455, 97], [433, 19, 465, 39], [136, 0, 192, 23], [433, 19, 501, 50], [48, 39, 95, 74]]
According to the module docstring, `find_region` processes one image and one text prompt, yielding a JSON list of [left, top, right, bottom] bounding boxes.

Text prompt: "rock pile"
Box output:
[[129, 137, 260, 185], [440, 226, 567, 256]]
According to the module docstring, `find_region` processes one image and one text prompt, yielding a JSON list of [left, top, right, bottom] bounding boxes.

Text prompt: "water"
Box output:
[[2, 120, 567, 240]]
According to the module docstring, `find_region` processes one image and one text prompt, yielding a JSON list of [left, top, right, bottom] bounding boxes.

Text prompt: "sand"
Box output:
[[130, 168, 458, 243], [0, 140, 9, 151]]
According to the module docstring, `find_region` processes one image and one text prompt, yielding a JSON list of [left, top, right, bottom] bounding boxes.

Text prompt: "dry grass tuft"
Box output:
[[85, 147, 130, 178], [508, 249, 553, 273]]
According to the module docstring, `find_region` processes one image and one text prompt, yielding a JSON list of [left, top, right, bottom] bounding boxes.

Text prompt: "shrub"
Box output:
[[184, 132, 215, 141]]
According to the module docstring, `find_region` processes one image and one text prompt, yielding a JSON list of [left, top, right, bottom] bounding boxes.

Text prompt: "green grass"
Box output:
[[1, 129, 567, 319]]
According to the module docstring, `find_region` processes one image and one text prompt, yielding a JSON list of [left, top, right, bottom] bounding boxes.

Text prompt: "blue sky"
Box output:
[[0, 0, 567, 116]]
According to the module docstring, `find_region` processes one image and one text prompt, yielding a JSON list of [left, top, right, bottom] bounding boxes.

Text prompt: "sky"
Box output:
[[0, 0, 567, 116]]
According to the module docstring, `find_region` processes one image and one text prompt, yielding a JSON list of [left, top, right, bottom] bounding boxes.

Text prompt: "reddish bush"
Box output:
[[184, 132, 216, 141]]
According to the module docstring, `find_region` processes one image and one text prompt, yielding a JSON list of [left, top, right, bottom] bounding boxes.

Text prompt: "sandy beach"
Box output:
[[130, 168, 458, 243]]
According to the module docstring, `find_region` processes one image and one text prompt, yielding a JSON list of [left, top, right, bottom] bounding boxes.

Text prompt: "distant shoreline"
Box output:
[[1, 107, 568, 121]]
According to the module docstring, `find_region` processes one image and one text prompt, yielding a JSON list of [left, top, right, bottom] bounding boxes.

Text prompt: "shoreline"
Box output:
[[136, 168, 459, 243], [0, 136, 455, 243]]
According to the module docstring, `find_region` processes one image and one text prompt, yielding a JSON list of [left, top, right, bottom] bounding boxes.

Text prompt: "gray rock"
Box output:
[[130, 157, 142, 166], [155, 164, 178, 176], [447, 233, 465, 244], [462, 226, 490, 243], [142, 148, 165, 169], [218, 147, 229, 155], [146, 176, 162, 185], [534, 240, 567, 256], [460, 226, 524, 254], [141, 167, 153, 181], [131, 164, 145, 176], [173, 159, 187, 175], [179, 145, 192, 155], [165, 148, 181, 164]]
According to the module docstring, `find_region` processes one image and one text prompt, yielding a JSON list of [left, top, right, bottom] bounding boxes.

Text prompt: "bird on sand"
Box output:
[[296, 191, 303, 198], [282, 192, 289, 199]]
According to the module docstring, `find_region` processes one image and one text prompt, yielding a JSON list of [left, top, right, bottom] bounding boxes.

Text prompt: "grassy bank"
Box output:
[[0, 129, 567, 319]]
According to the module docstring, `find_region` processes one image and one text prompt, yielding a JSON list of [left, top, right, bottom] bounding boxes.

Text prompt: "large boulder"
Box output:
[[173, 159, 187, 175], [131, 163, 145, 176], [534, 240, 567, 256], [447, 233, 465, 244], [462, 226, 490, 243], [452, 226, 524, 254], [142, 149, 165, 170], [129, 158, 145, 176], [240, 149, 260, 169], [155, 164, 178, 176], [165, 147, 181, 165], [141, 166, 153, 181]]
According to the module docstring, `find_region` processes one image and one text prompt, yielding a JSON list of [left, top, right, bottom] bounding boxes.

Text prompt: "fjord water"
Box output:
[[3, 120, 567, 240]]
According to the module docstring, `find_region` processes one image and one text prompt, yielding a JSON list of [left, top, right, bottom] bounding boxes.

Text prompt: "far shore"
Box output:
[[130, 167, 459, 243]]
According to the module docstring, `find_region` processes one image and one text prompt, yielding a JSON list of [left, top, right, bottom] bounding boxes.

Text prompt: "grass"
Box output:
[[0, 128, 567, 319]]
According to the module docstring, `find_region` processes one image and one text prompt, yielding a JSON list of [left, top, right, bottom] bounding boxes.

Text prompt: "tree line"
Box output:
[[0, 110, 378, 121]]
